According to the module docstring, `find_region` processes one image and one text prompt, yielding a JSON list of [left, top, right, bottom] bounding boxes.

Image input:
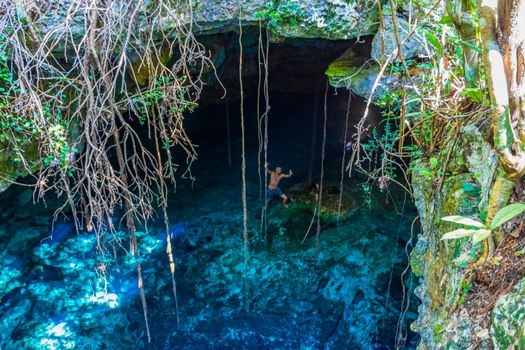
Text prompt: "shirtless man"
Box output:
[[266, 164, 293, 208]]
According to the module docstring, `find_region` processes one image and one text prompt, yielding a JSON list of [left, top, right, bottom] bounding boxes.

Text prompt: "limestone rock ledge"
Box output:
[[27, 0, 379, 51], [324, 2, 434, 104], [194, 0, 379, 40]]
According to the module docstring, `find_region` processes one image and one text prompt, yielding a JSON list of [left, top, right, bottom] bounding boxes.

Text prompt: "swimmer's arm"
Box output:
[[280, 170, 293, 179]]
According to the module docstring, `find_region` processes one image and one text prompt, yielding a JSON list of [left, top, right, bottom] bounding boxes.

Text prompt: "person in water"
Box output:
[[266, 164, 293, 208]]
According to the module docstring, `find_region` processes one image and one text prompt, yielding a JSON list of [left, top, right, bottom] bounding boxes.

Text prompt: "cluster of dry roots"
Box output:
[[1, 0, 217, 341]]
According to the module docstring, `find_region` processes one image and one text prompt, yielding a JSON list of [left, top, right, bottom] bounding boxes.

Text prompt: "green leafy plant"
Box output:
[[461, 87, 487, 104], [448, 275, 474, 306], [360, 182, 373, 209], [458, 278, 472, 304], [254, 0, 301, 27], [441, 203, 525, 244]]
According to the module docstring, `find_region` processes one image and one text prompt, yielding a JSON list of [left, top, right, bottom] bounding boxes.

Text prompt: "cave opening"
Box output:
[[167, 31, 421, 349], [0, 30, 420, 349]]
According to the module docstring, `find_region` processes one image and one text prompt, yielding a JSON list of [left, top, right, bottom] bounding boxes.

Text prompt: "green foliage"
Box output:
[[254, 0, 302, 27], [453, 247, 477, 267], [1, 36, 75, 173], [440, 203, 525, 249], [362, 121, 399, 183], [132, 76, 196, 126], [447, 276, 473, 306], [490, 203, 525, 230], [360, 182, 373, 208], [462, 87, 486, 104], [442, 215, 485, 228], [369, 3, 491, 202], [357, 11, 485, 188], [458, 278, 472, 304], [0, 37, 35, 156]]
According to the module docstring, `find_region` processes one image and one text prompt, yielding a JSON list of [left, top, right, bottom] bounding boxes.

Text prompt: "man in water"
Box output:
[[266, 164, 293, 208]]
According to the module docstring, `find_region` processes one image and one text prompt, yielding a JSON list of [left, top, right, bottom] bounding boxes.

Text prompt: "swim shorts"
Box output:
[[266, 187, 284, 199]]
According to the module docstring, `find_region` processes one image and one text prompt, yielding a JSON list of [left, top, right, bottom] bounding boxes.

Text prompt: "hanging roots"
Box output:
[[0, 0, 217, 341], [1, 0, 215, 237]]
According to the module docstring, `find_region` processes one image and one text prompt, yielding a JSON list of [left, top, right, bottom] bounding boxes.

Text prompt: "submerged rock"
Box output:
[[0, 175, 417, 349]]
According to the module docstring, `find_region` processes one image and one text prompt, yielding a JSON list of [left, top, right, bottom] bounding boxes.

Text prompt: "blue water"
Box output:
[[0, 93, 419, 349]]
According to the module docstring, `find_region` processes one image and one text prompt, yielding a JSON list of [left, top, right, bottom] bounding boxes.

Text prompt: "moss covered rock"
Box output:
[[266, 182, 357, 241], [325, 51, 399, 103], [0, 137, 40, 192], [263, 0, 379, 41], [410, 123, 498, 349], [491, 278, 525, 349]]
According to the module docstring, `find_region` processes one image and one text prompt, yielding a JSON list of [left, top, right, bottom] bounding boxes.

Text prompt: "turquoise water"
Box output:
[[0, 182, 417, 349], [0, 92, 419, 349]]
